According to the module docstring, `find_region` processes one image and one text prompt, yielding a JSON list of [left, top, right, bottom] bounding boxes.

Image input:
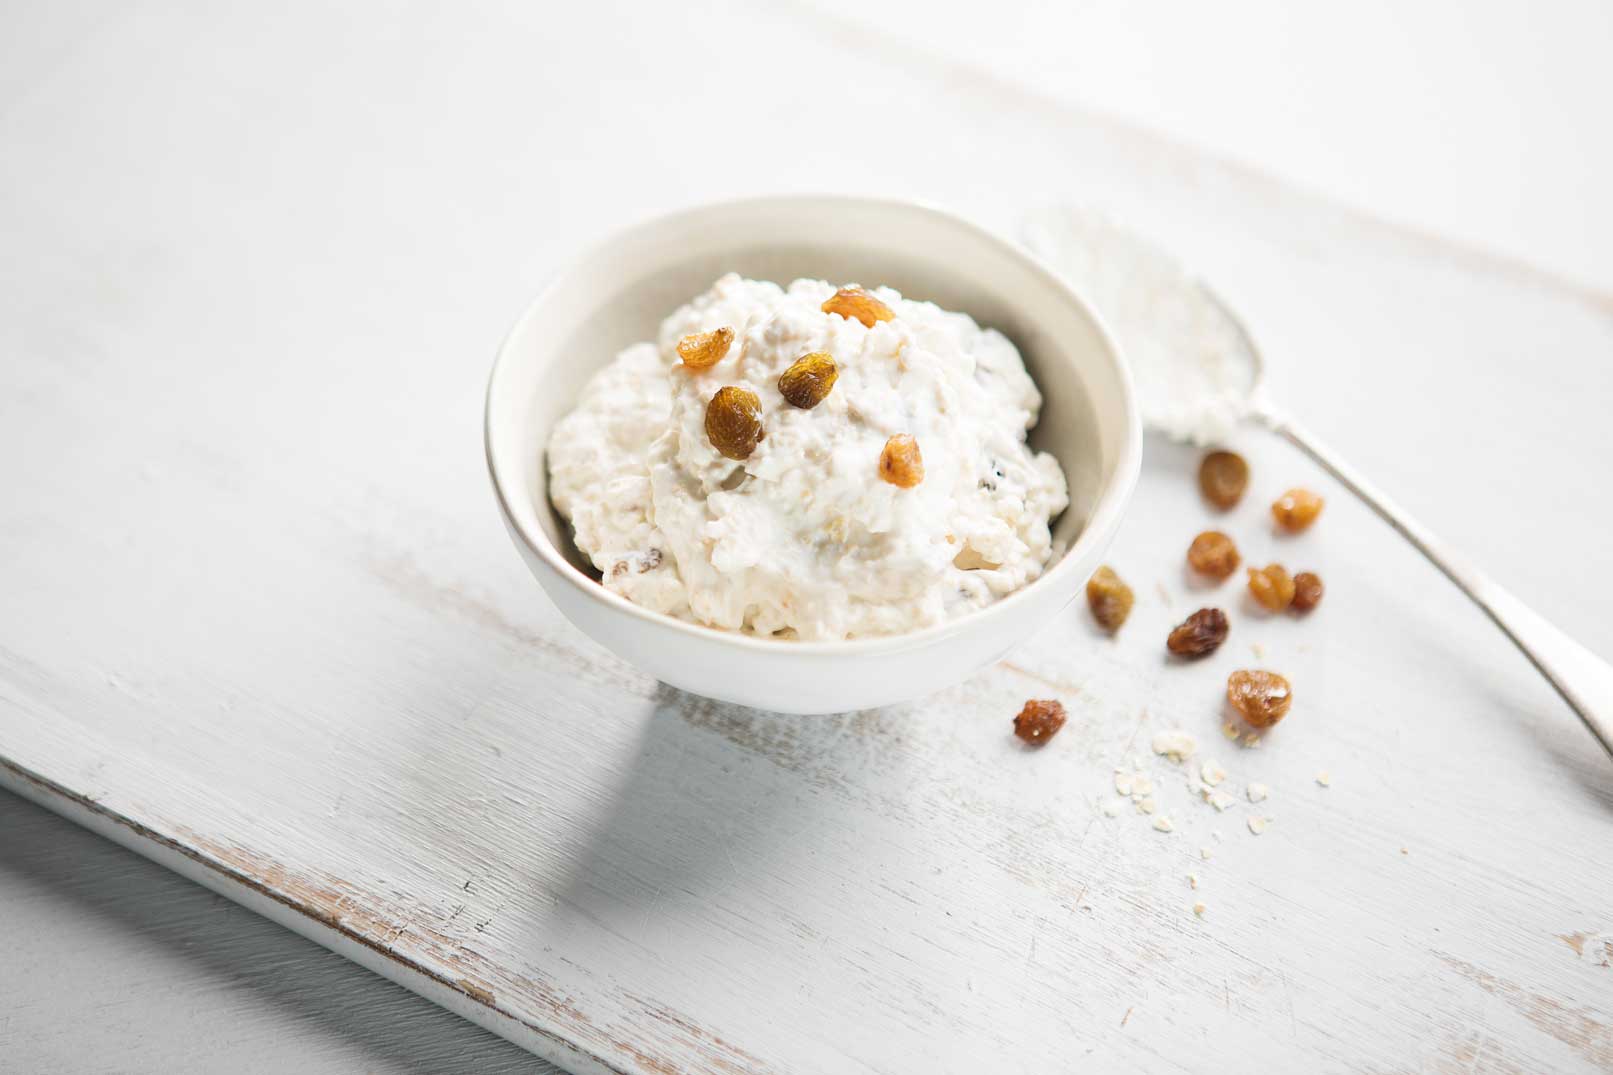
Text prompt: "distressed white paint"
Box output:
[[0, 788, 555, 1074], [2, 2, 1613, 1074]]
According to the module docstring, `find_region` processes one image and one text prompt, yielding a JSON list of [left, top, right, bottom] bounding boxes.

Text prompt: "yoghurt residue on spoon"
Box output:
[[1023, 207, 1260, 445]]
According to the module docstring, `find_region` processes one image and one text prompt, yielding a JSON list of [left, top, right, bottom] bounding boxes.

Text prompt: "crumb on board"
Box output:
[[1201, 759, 1227, 786], [1152, 816, 1174, 833], [1114, 772, 1134, 796], [1315, 770, 1331, 787], [1102, 799, 1123, 817], [1188, 873, 1199, 889], [1247, 816, 1269, 835], [1221, 722, 1241, 741], [1247, 782, 1269, 803], [1138, 796, 1157, 815], [1200, 847, 1213, 860], [1152, 730, 1198, 762], [1193, 902, 1206, 917]]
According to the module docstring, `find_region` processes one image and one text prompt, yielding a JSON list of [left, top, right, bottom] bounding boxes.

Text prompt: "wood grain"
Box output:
[[1, 1, 1611, 1073]]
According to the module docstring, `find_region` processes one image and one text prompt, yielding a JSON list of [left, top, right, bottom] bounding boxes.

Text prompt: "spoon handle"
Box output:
[[1254, 407, 1613, 764]]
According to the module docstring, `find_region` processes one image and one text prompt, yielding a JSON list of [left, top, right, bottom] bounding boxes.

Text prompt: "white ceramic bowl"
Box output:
[[486, 195, 1140, 713]]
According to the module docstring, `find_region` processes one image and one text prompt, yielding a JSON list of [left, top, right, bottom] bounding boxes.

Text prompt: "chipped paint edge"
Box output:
[[0, 755, 623, 1075]]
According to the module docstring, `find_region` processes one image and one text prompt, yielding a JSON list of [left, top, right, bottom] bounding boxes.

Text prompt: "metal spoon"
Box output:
[[1025, 207, 1613, 763]]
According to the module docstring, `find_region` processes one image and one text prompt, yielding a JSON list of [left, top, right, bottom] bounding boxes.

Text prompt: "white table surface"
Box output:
[[3, 2, 1612, 1073]]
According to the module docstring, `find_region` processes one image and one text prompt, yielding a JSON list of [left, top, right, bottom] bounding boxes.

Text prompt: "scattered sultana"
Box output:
[[878, 434, 924, 488], [1187, 531, 1241, 579], [1291, 571, 1324, 612], [676, 326, 734, 371], [704, 386, 764, 460], [778, 351, 838, 409], [1246, 564, 1296, 612], [1272, 487, 1324, 532], [1013, 699, 1067, 745], [1226, 669, 1292, 728], [1167, 608, 1229, 658], [822, 285, 894, 328], [1087, 566, 1134, 632], [1198, 450, 1249, 509]]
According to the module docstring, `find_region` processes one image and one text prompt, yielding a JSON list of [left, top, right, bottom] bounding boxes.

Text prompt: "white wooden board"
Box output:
[[2, 2, 1611, 1073]]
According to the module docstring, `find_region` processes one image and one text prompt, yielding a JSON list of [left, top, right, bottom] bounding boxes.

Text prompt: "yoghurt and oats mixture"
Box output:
[[547, 274, 1069, 640]]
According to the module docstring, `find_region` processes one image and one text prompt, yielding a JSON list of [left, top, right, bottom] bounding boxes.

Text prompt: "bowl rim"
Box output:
[[485, 193, 1142, 657]]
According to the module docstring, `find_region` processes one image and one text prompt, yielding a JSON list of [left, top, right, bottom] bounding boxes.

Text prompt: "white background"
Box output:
[[811, 0, 1613, 293]]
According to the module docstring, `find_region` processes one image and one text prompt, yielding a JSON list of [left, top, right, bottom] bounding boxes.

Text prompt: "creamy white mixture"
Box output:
[[547, 274, 1069, 640]]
